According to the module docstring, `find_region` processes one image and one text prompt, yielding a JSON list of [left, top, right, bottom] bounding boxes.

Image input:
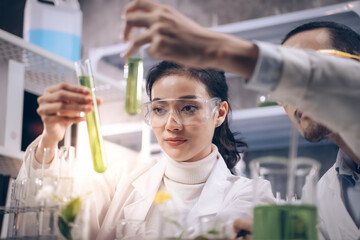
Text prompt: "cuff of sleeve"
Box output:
[[30, 144, 44, 169], [246, 41, 283, 92], [29, 145, 53, 170]]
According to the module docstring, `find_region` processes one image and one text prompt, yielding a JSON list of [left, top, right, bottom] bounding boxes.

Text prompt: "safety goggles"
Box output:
[[317, 49, 360, 61], [141, 97, 221, 127]]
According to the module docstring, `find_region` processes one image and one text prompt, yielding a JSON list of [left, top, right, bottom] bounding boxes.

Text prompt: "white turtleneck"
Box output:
[[164, 144, 219, 185], [145, 145, 219, 236]]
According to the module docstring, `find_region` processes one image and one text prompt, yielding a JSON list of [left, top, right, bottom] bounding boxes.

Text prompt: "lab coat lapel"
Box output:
[[189, 156, 230, 220], [330, 172, 359, 238], [123, 160, 166, 220], [318, 165, 360, 239]]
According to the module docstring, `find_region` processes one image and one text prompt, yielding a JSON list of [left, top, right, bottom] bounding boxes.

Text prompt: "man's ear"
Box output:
[[216, 101, 228, 126]]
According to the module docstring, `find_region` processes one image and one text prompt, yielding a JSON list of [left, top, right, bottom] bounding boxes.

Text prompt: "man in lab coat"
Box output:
[[279, 21, 360, 240], [122, 1, 360, 239], [233, 21, 360, 240]]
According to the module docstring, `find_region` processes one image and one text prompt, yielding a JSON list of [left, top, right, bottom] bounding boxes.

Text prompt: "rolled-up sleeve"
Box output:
[[246, 41, 283, 92], [246, 42, 360, 158]]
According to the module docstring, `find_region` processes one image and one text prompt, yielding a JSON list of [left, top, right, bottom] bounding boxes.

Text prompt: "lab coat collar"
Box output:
[[187, 154, 232, 219], [123, 159, 166, 220], [324, 164, 340, 192], [123, 154, 233, 222], [335, 149, 359, 185]]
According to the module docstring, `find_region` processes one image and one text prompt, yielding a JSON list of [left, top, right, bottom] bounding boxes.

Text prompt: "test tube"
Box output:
[[124, 56, 143, 115], [75, 59, 107, 173]]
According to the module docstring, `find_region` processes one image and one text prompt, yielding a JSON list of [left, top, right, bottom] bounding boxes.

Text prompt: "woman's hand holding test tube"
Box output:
[[35, 82, 101, 164]]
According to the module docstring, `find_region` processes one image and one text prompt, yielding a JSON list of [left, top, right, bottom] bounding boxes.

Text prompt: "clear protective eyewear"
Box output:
[[141, 97, 221, 127]]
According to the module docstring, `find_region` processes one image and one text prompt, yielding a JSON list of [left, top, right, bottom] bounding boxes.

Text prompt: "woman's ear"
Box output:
[[216, 101, 228, 126]]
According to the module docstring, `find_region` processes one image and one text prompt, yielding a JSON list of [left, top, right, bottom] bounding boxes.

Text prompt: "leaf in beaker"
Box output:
[[61, 196, 82, 223], [58, 215, 72, 240]]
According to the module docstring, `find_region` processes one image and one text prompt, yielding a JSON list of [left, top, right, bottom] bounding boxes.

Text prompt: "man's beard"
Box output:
[[303, 121, 332, 142]]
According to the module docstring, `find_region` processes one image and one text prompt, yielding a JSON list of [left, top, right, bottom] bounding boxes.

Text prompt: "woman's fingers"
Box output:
[[96, 97, 102, 106], [44, 82, 89, 95], [41, 114, 85, 125], [37, 82, 103, 121], [37, 101, 92, 117], [38, 90, 92, 105], [38, 82, 93, 119], [35, 82, 92, 147]]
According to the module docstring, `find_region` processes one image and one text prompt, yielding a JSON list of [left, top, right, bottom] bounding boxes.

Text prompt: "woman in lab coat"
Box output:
[[20, 61, 274, 239]]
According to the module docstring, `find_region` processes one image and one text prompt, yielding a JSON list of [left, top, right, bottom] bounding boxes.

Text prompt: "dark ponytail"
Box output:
[[146, 61, 247, 174]]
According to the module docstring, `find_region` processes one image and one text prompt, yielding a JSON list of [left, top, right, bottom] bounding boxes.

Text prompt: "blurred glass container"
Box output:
[[23, 0, 82, 61], [57, 146, 76, 201], [6, 147, 59, 239], [199, 215, 232, 239], [116, 219, 146, 240], [250, 156, 321, 240]]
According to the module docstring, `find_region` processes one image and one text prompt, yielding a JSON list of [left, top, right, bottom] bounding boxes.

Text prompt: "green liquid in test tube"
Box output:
[[125, 57, 143, 115], [75, 59, 107, 173]]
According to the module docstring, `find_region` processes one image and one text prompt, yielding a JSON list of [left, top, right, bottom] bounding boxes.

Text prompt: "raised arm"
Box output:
[[35, 82, 95, 163], [122, 0, 259, 79], [122, 0, 360, 158]]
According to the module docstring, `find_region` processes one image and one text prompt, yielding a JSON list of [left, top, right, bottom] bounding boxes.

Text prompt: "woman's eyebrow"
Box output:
[[179, 95, 198, 99], [152, 95, 198, 101]]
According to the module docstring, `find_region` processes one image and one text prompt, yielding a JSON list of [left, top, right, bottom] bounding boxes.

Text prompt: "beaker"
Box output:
[[250, 156, 321, 240], [7, 147, 59, 238], [57, 146, 76, 201], [75, 59, 108, 173]]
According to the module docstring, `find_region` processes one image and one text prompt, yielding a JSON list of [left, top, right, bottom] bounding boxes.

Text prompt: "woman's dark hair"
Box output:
[[282, 21, 360, 55], [146, 61, 247, 174]]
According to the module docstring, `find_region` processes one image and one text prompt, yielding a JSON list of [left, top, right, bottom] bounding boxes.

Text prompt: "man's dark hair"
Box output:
[[282, 21, 360, 55]]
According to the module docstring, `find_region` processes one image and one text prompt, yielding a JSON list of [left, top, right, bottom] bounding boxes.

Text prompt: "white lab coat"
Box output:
[[276, 47, 360, 159], [250, 42, 360, 159], [18, 138, 275, 240], [317, 164, 360, 240], [96, 154, 274, 239]]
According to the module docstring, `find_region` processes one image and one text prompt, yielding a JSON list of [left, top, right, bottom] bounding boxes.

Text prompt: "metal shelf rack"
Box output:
[[0, 29, 122, 177]]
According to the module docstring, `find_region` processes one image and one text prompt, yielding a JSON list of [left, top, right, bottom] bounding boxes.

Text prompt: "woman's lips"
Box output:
[[165, 138, 187, 146]]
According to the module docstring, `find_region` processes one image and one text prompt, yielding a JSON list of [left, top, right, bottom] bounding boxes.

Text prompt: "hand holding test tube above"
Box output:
[[121, 0, 360, 160], [122, 0, 259, 79]]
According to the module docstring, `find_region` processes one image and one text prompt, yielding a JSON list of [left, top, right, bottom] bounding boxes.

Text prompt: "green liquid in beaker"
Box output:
[[79, 76, 107, 173], [125, 58, 143, 115], [253, 204, 318, 240]]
